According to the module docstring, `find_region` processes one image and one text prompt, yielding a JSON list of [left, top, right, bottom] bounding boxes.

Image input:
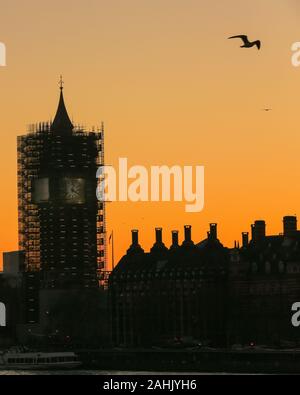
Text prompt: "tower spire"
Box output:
[[51, 76, 74, 133]]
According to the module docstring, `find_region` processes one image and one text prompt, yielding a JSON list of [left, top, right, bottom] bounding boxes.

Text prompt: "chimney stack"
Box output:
[[155, 228, 163, 244], [251, 220, 266, 242], [242, 232, 249, 248], [210, 223, 217, 240], [182, 225, 194, 247], [283, 216, 297, 237], [151, 227, 168, 254], [127, 229, 144, 254], [132, 229, 139, 245], [184, 225, 192, 242], [170, 230, 179, 249]]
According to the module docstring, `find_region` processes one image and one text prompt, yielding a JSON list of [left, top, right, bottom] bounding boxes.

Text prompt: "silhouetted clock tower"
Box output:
[[17, 80, 106, 293]]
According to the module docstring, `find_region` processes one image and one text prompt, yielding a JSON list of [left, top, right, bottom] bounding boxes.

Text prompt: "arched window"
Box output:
[[265, 261, 271, 274], [252, 262, 258, 273], [0, 302, 6, 327]]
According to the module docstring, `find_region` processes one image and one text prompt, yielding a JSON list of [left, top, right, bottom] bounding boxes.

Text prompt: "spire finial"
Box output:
[[51, 76, 74, 133], [59, 75, 64, 91]]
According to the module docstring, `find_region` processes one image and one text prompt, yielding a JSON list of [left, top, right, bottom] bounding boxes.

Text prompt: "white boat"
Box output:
[[0, 349, 82, 370]]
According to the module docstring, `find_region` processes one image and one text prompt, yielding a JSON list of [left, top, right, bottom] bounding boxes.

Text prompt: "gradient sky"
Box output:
[[1, 0, 300, 269]]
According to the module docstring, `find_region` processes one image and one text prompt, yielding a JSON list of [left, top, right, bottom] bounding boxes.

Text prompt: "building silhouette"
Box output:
[[109, 218, 300, 348]]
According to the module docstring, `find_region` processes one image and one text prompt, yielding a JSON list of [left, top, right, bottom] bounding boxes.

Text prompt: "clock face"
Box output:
[[32, 178, 50, 203], [60, 178, 85, 204]]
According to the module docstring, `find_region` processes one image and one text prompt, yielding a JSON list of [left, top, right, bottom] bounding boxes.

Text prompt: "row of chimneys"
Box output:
[[129, 216, 298, 252], [129, 223, 218, 252], [242, 216, 298, 247]]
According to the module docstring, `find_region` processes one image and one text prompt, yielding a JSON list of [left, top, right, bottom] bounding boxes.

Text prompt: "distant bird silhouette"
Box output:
[[228, 35, 261, 50]]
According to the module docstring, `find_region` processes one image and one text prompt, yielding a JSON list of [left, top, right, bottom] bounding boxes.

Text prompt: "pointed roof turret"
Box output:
[[51, 76, 74, 133]]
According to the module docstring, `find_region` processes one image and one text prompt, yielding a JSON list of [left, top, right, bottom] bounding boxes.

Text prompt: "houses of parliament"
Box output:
[[0, 84, 300, 350]]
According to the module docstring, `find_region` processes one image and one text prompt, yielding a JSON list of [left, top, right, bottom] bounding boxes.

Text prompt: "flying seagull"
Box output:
[[228, 35, 261, 50]]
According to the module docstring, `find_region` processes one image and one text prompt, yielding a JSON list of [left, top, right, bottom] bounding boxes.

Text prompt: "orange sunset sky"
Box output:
[[1, 0, 300, 270]]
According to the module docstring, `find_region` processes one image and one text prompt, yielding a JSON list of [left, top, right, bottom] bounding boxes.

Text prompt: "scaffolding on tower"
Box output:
[[96, 122, 111, 288]]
